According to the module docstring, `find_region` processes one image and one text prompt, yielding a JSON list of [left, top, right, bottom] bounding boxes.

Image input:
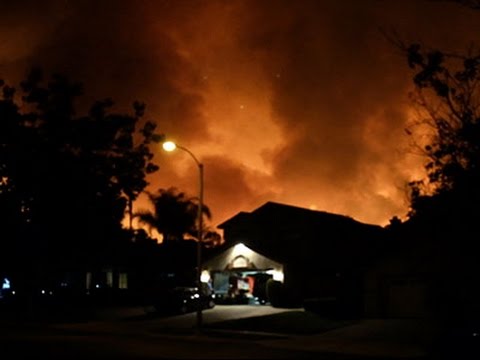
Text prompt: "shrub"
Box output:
[[266, 279, 284, 307]]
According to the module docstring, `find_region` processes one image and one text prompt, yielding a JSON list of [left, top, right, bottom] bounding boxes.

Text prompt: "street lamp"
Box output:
[[162, 141, 204, 330]]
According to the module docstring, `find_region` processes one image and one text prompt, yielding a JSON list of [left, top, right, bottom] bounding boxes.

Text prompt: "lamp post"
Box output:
[[162, 141, 204, 330]]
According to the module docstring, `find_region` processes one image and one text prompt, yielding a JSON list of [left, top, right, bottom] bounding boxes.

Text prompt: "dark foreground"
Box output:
[[0, 304, 478, 359], [0, 320, 367, 360], [0, 331, 317, 359]]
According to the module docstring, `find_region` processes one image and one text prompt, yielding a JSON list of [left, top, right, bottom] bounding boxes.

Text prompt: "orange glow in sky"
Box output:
[[2, 0, 480, 230]]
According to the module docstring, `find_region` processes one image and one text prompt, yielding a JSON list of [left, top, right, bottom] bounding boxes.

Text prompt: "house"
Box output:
[[215, 201, 385, 313]]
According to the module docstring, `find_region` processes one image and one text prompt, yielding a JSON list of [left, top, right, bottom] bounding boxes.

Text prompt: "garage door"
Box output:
[[387, 278, 428, 318]]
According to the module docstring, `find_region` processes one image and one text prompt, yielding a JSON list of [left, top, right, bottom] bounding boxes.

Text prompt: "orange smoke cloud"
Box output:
[[2, 0, 480, 228]]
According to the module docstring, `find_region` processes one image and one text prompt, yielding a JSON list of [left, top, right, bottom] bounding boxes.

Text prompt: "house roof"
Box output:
[[218, 201, 378, 230], [217, 211, 251, 229]]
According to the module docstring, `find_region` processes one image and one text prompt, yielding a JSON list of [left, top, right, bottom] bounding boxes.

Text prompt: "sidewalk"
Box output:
[[258, 318, 437, 358], [147, 317, 438, 358], [137, 307, 438, 358]]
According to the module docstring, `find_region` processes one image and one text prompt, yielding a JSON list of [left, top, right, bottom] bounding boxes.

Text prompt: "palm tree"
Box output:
[[135, 187, 211, 242], [202, 228, 223, 248]]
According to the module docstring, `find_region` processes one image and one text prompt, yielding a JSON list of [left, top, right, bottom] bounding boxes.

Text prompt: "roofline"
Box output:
[[217, 201, 383, 229]]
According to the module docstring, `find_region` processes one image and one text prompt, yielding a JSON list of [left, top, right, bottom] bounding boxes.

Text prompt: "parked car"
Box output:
[[153, 285, 215, 314]]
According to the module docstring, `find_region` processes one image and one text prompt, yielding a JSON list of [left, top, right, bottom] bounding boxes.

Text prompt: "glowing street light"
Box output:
[[162, 141, 177, 152], [162, 140, 204, 330]]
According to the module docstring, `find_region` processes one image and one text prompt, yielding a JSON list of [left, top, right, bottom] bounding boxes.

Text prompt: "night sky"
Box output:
[[2, 0, 479, 228]]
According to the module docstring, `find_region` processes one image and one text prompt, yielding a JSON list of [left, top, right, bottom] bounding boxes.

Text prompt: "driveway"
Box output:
[[94, 304, 299, 329], [146, 304, 299, 329]]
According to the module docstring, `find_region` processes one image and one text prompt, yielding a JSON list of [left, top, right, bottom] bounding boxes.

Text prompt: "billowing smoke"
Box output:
[[2, 0, 479, 226]]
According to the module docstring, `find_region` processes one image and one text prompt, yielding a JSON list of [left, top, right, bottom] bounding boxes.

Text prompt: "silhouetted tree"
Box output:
[[0, 69, 162, 282], [135, 187, 214, 242], [400, 41, 480, 230], [386, 216, 403, 230], [395, 8, 480, 322]]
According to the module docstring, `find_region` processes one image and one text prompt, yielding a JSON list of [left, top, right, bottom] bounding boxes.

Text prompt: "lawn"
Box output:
[[206, 310, 356, 335]]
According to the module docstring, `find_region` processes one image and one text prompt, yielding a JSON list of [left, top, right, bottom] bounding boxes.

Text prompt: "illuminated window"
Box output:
[[119, 273, 128, 289], [106, 271, 113, 288], [232, 255, 249, 268], [86, 272, 92, 290]]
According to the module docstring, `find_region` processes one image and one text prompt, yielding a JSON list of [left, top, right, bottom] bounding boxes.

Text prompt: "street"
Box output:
[[0, 331, 323, 359], [0, 305, 380, 359]]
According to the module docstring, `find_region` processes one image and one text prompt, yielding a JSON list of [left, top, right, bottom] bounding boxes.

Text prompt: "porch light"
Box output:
[[267, 269, 284, 282], [200, 270, 211, 283]]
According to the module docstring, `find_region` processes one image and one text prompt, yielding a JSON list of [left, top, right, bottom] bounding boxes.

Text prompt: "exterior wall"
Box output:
[[386, 277, 428, 317], [364, 260, 434, 319]]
